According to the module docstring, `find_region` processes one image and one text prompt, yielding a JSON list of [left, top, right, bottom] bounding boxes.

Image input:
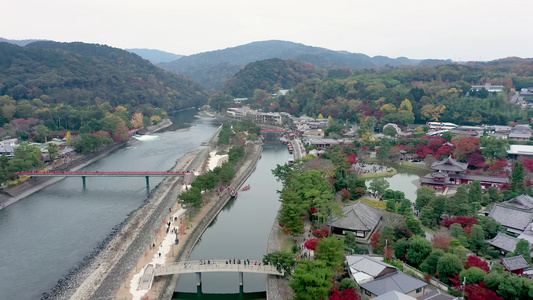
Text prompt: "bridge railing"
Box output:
[[153, 260, 283, 276]]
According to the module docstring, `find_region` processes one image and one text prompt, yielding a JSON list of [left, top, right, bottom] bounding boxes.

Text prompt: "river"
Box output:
[[175, 143, 292, 299], [0, 110, 219, 300]]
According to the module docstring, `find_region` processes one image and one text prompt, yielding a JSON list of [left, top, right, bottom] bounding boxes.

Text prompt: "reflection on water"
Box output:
[[367, 164, 430, 202]]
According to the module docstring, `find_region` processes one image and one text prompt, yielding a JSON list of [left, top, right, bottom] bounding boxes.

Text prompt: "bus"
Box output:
[[427, 122, 457, 130]]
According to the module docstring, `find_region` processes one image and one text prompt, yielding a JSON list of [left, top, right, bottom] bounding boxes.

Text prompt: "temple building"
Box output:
[[420, 157, 509, 192]]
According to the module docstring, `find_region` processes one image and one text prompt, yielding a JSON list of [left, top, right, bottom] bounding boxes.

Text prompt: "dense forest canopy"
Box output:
[[0, 41, 208, 110], [212, 57, 533, 127]]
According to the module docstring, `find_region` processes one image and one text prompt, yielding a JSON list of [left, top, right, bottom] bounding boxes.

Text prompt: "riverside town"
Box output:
[[2, 39, 533, 300]]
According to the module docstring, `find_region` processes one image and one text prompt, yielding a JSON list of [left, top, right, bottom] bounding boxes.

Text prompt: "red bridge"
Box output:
[[17, 171, 194, 187], [260, 129, 285, 133]]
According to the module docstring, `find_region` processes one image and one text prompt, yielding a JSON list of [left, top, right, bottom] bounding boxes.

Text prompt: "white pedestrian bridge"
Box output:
[[139, 260, 284, 290]]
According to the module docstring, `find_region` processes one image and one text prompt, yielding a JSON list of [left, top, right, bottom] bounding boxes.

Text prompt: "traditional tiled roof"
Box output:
[[502, 255, 530, 271], [346, 255, 396, 278], [461, 174, 509, 183], [487, 232, 520, 252], [488, 204, 533, 231], [328, 201, 383, 232], [505, 194, 533, 210], [360, 271, 427, 296], [431, 157, 468, 172], [417, 289, 458, 300], [420, 176, 449, 186], [373, 291, 416, 300]]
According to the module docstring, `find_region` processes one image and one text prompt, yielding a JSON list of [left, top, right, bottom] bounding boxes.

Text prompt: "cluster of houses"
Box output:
[[345, 255, 457, 299], [485, 194, 533, 274], [0, 137, 74, 161]]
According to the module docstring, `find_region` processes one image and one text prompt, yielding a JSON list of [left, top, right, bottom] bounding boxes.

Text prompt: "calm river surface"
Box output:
[[0, 110, 218, 300], [175, 143, 292, 299]]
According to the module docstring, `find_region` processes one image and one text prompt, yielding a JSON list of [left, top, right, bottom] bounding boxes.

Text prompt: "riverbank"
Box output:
[[0, 119, 174, 209]]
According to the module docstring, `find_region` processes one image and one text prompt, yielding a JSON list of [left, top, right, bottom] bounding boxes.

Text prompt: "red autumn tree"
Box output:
[[464, 282, 504, 300], [435, 144, 453, 160], [521, 158, 533, 173], [454, 136, 481, 162], [304, 238, 321, 251], [488, 160, 509, 173], [467, 152, 485, 168], [340, 189, 351, 201], [441, 216, 479, 228], [466, 255, 490, 272], [370, 232, 382, 252], [329, 288, 361, 300]]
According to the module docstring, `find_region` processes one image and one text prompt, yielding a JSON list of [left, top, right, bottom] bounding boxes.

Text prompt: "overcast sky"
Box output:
[[2, 0, 532, 61]]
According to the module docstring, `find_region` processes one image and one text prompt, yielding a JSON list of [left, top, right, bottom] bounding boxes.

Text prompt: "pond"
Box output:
[[366, 164, 430, 202]]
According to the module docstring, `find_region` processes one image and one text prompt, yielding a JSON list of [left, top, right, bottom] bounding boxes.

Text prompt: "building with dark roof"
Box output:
[[487, 232, 521, 253], [488, 204, 533, 234], [502, 255, 530, 274], [374, 291, 417, 300], [420, 157, 509, 192], [328, 201, 383, 240], [416, 289, 458, 300], [505, 194, 533, 211], [360, 271, 427, 298]]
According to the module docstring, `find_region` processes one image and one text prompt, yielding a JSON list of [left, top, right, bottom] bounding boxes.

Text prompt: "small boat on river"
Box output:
[[241, 184, 251, 191]]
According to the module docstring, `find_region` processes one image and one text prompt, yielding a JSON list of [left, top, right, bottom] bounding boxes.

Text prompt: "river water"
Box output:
[[0, 110, 219, 300], [175, 143, 291, 299]]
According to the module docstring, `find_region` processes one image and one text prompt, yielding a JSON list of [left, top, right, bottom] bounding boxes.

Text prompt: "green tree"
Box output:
[[386, 199, 397, 212], [47, 143, 59, 161], [262, 251, 296, 276], [481, 136, 509, 159], [406, 216, 425, 236], [469, 180, 482, 204], [416, 187, 436, 210], [469, 224, 486, 253], [420, 249, 445, 275], [406, 235, 433, 267], [383, 125, 397, 137], [511, 162, 526, 194], [33, 124, 50, 143], [315, 236, 345, 271], [377, 138, 391, 163], [450, 223, 464, 238], [290, 260, 333, 300], [397, 198, 412, 216], [460, 267, 487, 285], [420, 206, 437, 227], [437, 253, 464, 284], [369, 178, 390, 195], [513, 239, 532, 264], [394, 238, 409, 260], [279, 188, 306, 237], [180, 186, 203, 209], [339, 278, 358, 291], [344, 231, 359, 254], [477, 215, 502, 239]]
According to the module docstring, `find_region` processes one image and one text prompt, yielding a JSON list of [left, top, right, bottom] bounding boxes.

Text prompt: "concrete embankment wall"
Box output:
[[159, 144, 263, 300]]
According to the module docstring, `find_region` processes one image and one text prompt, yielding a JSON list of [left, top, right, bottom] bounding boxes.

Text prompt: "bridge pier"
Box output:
[[145, 176, 150, 187], [82, 176, 86, 188], [239, 272, 243, 286], [196, 272, 202, 286]]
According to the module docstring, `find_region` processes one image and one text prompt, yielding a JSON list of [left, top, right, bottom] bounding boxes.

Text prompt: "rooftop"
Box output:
[[431, 157, 468, 172], [502, 255, 530, 271], [360, 271, 427, 296], [374, 291, 416, 300], [328, 201, 384, 232], [488, 204, 533, 231], [505, 194, 533, 210], [487, 232, 520, 252]]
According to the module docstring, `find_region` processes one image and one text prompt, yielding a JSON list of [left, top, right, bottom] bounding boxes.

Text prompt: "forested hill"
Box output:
[[219, 58, 324, 98], [0, 41, 209, 110], [126, 48, 183, 64], [159, 40, 421, 91]]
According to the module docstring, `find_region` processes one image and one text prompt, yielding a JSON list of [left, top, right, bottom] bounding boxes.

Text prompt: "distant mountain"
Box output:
[[126, 48, 183, 64], [0, 41, 208, 110], [159, 40, 424, 91], [0, 37, 50, 46]]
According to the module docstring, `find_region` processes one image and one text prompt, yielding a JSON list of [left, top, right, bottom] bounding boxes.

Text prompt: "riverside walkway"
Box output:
[[17, 171, 194, 187], [140, 260, 284, 290]]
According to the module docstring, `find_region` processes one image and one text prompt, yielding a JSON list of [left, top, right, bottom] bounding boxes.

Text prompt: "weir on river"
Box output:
[[0, 111, 219, 300]]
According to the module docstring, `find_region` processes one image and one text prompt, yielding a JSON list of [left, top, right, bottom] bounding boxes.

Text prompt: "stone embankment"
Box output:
[[158, 143, 263, 300]]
